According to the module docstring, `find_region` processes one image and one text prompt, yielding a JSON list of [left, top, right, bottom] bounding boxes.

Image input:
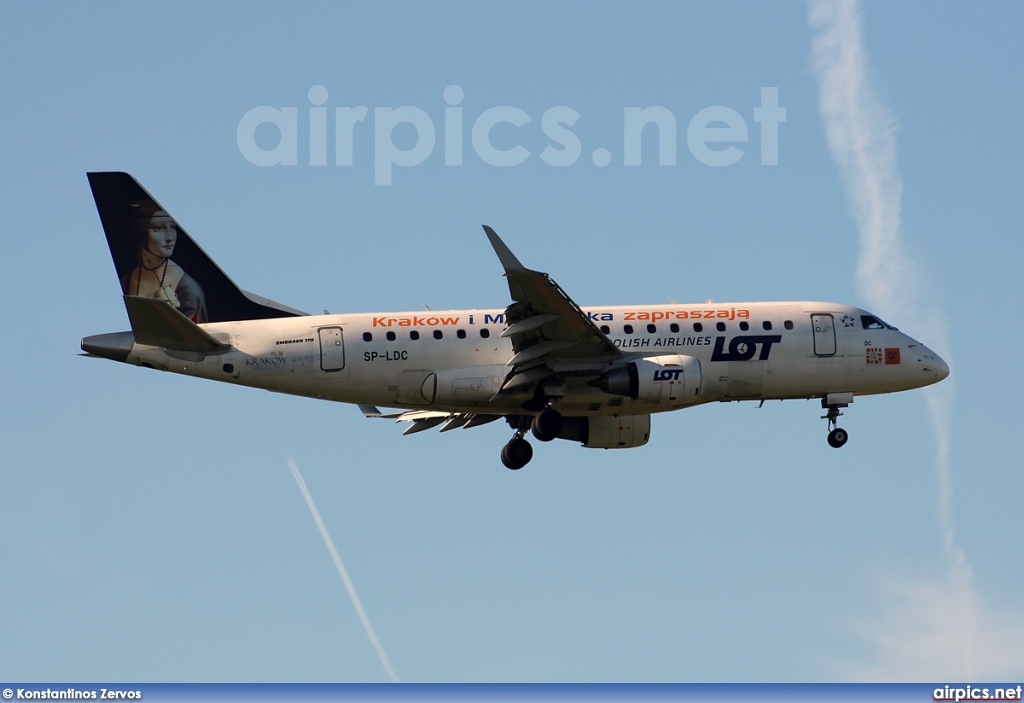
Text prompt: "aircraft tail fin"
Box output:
[[87, 172, 306, 323]]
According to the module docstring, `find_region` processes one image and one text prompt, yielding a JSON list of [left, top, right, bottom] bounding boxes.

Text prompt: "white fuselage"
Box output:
[[83, 173, 952, 465], [120, 301, 947, 416]]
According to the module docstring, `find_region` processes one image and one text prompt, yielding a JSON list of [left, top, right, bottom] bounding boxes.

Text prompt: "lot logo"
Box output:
[[653, 368, 684, 382], [711, 335, 782, 362]]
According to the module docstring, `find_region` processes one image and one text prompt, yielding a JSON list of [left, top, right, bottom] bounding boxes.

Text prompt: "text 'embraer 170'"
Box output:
[[82, 173, 949, 469]]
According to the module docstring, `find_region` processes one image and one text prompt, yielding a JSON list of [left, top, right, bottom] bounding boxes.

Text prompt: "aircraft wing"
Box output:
[[484, 227, 622, 395]]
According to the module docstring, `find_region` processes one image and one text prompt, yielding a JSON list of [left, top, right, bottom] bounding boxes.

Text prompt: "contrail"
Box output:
[[809, 0, 956, 557], [288, 459, 401, 682], [809, 0, 1024, 679]]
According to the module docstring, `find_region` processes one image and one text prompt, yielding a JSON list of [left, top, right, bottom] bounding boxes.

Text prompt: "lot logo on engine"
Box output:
[[653, 369, 684, 382]]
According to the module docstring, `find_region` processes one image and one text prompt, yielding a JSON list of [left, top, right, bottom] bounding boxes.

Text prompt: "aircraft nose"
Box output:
[[923, 347, 950, 382]]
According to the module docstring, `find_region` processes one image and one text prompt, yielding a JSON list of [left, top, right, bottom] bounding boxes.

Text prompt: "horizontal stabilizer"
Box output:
[[462, 414, 502, 429], [124, 296, 228, 353], [402, 416, 447, 435], [360, 407, 504, 435], [439, 415, 472, 432]]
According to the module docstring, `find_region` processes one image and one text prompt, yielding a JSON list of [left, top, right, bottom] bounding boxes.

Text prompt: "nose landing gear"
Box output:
[[827, 426, 849, 448], [821, 393, 852, 448]]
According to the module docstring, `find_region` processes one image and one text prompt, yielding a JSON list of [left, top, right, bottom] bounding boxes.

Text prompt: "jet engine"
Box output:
[[557, 414, 651, 449], [589, 354, 702, 405]]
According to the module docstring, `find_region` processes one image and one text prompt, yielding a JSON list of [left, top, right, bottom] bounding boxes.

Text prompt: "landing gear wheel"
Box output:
[[531, 408, 564, 442], [827, 427, 849, 449], [501, 437, 534, 470], [821, 397, 851, 449]]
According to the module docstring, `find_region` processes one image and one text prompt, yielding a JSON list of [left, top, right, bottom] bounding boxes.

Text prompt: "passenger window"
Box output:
[[480, 328, 490, 338], [670, 323, 679, 333], [624, 324, 634, 335], [739, 321, 749, 331], [386, 331, 396, 341], [362, 332, 372, 342], [647, 324, 657, 334], [693, 323, 703, 332], [784, 320, 794, 330], [716, 322, 726, 332], [600, 325, 610, 334], [410, 331, 420, 340], [433, 330, 443, 340], [457, 329, 467, 339], [762, 321, 773, 331]]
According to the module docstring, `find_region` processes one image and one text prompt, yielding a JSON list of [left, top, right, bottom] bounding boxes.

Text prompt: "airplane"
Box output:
[[81, 172, 950, 470]]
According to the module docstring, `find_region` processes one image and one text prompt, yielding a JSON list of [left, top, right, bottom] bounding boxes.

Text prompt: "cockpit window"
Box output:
[[861, 315, 895, 330]]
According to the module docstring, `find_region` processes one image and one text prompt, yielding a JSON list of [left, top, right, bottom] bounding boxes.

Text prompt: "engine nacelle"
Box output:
[[590, 354, 702, 405], [557, 414, 651, 449]]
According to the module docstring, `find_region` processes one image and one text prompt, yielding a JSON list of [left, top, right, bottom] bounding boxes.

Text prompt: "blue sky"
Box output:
[[1, 0, 1022, 683]]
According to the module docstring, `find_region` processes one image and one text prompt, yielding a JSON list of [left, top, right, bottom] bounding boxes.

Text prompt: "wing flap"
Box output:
[[500, 313, 560, 338], [500, 364, 553, 391]]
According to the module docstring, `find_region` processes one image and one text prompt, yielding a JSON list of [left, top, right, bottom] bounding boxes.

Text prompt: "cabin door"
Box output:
[[318, 327, 346, 371], [811, 314, 836, 357]]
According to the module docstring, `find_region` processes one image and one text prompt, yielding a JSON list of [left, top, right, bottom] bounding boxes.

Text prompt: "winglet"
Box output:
[[483, 225, 529, 274], [124, 295, 228, 352]]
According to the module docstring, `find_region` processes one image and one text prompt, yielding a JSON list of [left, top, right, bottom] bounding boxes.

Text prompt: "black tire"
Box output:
[[827, 427, 849, 448], [531, 408, 564, 442], [501, 437, 533, 470]]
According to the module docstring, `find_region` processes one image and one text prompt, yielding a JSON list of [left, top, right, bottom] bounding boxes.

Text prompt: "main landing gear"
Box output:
[[500, 434, 533, 470], [531, 407, 564, 442], [499, 407, 565, 470], [821, 395, 851, 449]]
